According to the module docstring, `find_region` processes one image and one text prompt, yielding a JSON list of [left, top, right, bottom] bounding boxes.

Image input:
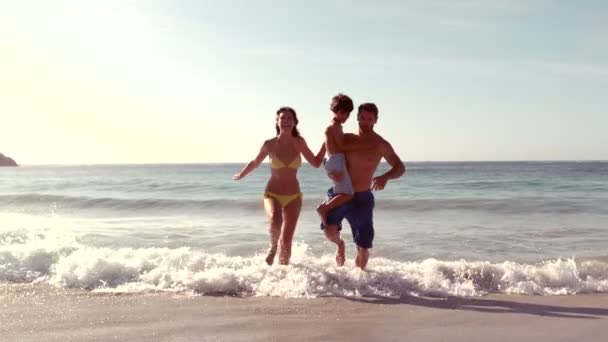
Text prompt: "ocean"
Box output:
[[1, 162, 608, 297]]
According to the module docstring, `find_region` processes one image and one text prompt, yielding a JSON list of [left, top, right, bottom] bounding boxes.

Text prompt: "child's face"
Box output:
[[333, 110, 350, 123]]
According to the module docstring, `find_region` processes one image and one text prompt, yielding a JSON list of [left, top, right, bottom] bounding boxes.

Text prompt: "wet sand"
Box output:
[[2, 284, 608, 341]]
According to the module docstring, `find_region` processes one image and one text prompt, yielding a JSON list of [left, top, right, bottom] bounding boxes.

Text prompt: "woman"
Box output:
[[233, 106, 325, 265]]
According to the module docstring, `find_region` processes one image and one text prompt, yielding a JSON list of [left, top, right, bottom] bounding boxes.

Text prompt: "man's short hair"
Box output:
[[331, 93, 354, 114], [358, 103, 379, 118]]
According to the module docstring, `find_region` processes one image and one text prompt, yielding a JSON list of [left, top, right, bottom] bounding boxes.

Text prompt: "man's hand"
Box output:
[[232, 173, 243, 180], [371, 175, 388, 191], [328, 170, 344, 182]]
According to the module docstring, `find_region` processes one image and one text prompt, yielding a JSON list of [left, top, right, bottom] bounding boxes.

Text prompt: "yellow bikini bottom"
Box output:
[[264, 191, 302, 208]]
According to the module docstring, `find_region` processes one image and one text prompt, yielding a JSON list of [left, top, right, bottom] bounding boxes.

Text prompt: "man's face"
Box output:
[[357, 110, 377, 131]]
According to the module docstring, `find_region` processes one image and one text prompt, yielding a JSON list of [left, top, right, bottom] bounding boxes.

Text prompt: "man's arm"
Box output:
[[371, 139, 405, 191], [332, 127, 373, 152]]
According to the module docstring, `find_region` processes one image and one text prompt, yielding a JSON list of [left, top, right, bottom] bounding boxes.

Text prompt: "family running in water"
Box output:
[[233, 94, 405, 269]]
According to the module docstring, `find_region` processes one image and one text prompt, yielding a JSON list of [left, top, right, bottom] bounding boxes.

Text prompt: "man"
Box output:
[[321, 102, 405, 270]]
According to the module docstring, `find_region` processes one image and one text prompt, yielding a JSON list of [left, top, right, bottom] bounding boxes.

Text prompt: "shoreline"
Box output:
[[2, 284, 608, 341], [10, 160, 608, 167]]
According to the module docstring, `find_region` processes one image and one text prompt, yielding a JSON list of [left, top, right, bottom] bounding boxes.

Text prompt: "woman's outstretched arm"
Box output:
[[233, 141, 269, 180]]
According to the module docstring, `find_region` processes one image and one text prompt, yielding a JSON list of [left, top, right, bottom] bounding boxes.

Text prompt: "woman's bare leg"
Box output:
[[263, 197, 282, 265], [277, 197, 302, 265]]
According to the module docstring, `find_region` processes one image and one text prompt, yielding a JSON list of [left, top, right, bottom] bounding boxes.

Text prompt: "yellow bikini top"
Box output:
[[270, 154, 301, 169]]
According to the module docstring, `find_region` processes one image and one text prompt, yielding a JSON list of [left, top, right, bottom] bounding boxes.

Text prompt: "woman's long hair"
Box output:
[[275, 106, 300, 137]]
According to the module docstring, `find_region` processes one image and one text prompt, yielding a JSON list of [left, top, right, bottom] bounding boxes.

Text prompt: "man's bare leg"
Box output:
[[324, 224, 345, 266], [355, 247, 369, 270]]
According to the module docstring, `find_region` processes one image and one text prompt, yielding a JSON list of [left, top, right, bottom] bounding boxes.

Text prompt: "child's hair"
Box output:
[[330, 93, 354, 114]]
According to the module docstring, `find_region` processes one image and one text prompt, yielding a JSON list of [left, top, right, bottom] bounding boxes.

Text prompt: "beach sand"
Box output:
[[2, 284, 608, 342]]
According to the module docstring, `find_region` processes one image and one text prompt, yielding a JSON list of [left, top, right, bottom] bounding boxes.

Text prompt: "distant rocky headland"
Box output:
[[0, 153, 18, 166]]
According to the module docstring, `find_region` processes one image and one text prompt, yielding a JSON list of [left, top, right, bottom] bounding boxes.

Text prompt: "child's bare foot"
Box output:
[[265, 247, 277, 265], [336, 239, 345, 267], [316, 204, 329, 226]]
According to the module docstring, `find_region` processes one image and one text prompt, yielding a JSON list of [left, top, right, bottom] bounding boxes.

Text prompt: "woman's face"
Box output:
[[277, 110, 295, 133]]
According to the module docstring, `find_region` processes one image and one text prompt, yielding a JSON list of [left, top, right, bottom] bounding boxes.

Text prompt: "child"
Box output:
[[317, 93, 362, 225]]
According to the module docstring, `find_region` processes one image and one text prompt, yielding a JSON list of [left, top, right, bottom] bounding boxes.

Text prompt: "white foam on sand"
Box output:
[[2, 222, 608, 298]]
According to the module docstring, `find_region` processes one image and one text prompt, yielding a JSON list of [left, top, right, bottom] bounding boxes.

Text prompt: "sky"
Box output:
[[1, 0, 607, 164]]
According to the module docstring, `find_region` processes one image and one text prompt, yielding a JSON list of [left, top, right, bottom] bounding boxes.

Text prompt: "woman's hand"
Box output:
[[233, 173, 243, 180]]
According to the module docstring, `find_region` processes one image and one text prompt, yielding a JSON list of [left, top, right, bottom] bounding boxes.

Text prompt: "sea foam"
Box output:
[[2, 226, 608, 298]]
